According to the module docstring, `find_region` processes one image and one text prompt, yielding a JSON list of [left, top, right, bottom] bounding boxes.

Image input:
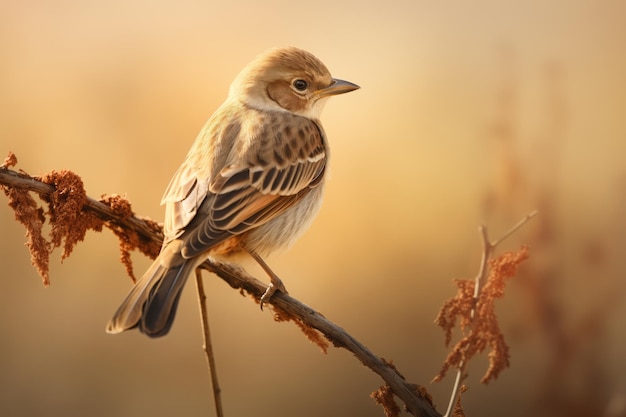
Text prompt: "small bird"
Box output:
[[106, 47, 359, 337]]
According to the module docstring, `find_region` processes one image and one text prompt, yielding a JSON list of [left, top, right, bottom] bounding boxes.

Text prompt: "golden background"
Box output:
[[1, 1, 625, 416]]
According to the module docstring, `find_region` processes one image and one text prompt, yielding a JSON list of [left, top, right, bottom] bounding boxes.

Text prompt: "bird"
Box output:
[[106, 46, 359, 337]]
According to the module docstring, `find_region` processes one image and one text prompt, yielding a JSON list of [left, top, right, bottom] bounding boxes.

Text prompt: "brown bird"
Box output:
[[106, 47, 359, 337]]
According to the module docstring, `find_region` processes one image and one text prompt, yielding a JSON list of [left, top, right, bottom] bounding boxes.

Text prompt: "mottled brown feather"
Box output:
[[174, 110, 327, 258]]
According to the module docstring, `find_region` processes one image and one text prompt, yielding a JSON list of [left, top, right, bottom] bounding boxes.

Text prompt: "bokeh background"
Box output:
[[1, 1, 626, 416]]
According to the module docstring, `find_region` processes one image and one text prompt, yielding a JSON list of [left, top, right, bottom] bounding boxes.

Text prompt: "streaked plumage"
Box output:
[[106, 47, 358, 337]]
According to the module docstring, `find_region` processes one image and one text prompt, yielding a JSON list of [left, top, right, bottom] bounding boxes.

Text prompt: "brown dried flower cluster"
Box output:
[[39, 170, 103, 262], [371, 384, 402, 417], [370, 359, 436, 417], [434, 245, 530, 384], [99, 194, 162, 281], [452, 385, 468, 417], [1, 152, 17, 169], [4, 178, 51, 284], [0, 152, 162, 285], [273, 306, 330, 353]]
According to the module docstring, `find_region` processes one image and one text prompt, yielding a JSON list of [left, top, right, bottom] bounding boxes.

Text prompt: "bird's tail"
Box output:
[[106, 248, 201, 338]]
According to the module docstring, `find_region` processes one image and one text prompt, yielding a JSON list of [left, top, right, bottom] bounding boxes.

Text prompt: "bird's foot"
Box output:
[[259, 274, 288, 310], [247, 249, 289, 310]]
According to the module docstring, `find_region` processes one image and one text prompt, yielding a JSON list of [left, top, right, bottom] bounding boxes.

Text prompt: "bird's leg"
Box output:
[[246, 250, 288, 310]]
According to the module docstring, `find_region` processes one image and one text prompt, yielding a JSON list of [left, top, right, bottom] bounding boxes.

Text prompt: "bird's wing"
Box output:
[[160, 163, 207, 244], [172, 113, 327, 258], [160, 109, 239, 244]]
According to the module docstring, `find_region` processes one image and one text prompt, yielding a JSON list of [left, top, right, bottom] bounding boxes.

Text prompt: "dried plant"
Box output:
[[434, 245, 530, 384], [432, 212, 536, 417]]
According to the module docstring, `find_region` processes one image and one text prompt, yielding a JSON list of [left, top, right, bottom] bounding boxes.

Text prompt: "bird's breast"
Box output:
[[242, 181, 325, 255]]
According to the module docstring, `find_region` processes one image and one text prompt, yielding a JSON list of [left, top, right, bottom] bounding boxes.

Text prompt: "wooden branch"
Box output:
[[0, 164, 441, 417]]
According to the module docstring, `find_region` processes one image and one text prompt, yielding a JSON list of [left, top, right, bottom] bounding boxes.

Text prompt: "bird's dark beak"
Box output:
[[316, 78, 360, 98]]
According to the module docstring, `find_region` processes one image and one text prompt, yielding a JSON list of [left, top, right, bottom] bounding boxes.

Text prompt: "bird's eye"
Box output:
[[292, 79, 308, 92]]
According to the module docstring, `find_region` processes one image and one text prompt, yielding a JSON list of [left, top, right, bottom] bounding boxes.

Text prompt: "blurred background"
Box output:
[[1, 1, 625, 416]]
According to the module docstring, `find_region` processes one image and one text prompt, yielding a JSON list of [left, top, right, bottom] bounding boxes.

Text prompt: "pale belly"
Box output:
[[242, 183, 325, 256]]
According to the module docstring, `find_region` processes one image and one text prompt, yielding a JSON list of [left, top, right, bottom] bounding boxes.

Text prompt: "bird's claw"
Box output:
[[259, 278, 288, 311]]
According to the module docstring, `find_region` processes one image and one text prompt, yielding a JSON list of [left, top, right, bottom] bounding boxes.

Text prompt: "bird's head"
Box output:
[[229, 47, 359, 119]]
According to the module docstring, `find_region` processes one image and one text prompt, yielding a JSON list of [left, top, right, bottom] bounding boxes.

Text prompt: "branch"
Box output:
[[0, 161, 440, 417]]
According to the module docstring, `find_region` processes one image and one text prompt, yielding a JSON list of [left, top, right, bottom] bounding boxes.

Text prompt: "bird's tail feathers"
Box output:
[[106, 251, 201, 337]]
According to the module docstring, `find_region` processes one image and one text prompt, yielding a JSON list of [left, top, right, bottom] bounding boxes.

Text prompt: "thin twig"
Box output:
[[195, 269, 224, 417], [491, 210, 538, 248], [441, 211, 537, 417], [472, 225, 493, 313]]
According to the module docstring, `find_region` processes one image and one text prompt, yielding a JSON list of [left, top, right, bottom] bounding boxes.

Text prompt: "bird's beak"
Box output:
[[315, 78, 360, 98]]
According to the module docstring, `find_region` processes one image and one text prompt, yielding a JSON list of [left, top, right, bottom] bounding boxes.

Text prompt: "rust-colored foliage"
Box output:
[[273, 306, 330, 353], [99, 194, 162, 282], [434, 245, 530, 384], [1, 152, 17, 169], [3, 183, 51, 285], [1, 154, 102, 285], [371, 384, 401, 417], [371, 359, 436, 417], [39, 170, 104, 261], [452, 385, 468, 417], [2, 154, 48, 283], [1, 153, 163, 285], [414, 384, 436, 410]]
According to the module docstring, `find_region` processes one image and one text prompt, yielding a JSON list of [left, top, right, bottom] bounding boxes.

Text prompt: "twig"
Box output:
[[0, 165, 440, 417], [491, 210, 538, 248], [195, 269, 224, 417], [441, 211, 538, 417]]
